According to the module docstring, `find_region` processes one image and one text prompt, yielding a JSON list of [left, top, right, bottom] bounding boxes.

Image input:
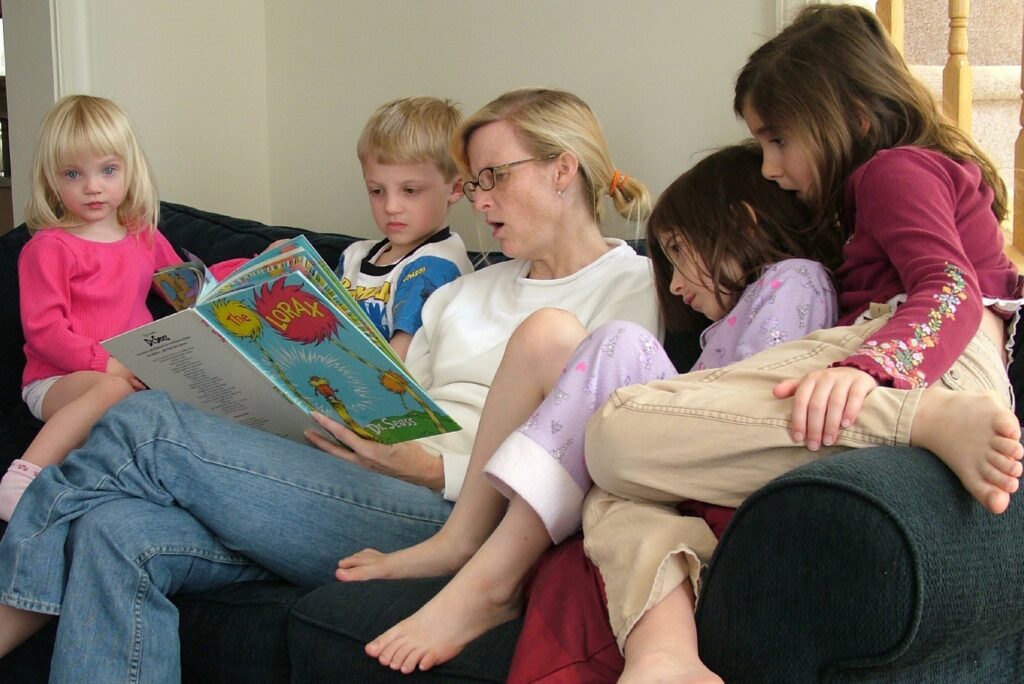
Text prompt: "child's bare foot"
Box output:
[[911, 388, 1023, 514], [619, 650, 723, 684], [364, 564, 522, 673], [337, 532, 472, 582]]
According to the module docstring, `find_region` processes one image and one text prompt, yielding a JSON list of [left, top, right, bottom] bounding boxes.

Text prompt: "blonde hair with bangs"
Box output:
[[357, 97, 462, 181], [26, 95, 159, 233], [451, 87, 651, 224]]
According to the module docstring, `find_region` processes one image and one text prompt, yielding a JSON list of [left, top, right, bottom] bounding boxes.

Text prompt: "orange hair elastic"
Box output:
[[609, 170, 629, 195]]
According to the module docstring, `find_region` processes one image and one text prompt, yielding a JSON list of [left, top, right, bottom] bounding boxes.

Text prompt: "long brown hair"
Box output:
[[734, 4, 1006, 257], [648, 144, 823, 332]]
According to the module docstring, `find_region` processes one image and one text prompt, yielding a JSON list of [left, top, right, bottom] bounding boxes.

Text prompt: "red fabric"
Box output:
[[675, 500, 735, 539], [507, 502, 735, 683], [208, 257, 248, 281]]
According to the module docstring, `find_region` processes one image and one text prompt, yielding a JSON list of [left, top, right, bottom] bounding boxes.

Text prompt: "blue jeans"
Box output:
[[0, 391, 453, 683]]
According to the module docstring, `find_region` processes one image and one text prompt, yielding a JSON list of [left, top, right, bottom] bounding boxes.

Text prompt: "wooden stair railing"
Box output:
[[877, 1, 1024, 262], [944, 0, 973, 132], [1016, 11, 1024, 254]]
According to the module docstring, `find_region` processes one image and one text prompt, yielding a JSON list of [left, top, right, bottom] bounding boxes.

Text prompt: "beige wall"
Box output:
[[5, 1, 775, 252], [4, 0, 56, 228], [83, 1, 273, 224], [264, 1, 773, 250], [5, 0, 271, 227]]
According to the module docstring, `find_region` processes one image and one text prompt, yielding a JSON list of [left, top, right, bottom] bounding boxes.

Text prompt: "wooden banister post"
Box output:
[[875, 0, 905, 55], [1014, 11, 1024, 251], [943, 0, 973, 132]]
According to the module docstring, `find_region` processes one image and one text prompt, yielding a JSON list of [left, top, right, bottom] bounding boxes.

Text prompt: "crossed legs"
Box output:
[[337, 314, 676, 673], [582, 320, 1023, 683], [336, 309, 590, 672]]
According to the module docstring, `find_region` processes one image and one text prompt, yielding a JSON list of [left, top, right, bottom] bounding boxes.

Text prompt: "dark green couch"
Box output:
[[2, 202, 1022, 683]]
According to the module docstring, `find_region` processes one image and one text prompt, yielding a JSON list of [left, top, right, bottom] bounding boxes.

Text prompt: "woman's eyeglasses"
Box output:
[[463, 154, 559, 201]]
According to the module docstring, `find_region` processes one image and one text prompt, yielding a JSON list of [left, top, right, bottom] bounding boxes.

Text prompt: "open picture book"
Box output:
[[103, 236, 461, 445]]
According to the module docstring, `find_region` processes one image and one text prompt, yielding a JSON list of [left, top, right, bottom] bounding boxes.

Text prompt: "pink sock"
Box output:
[[0, 460, 43, 522]]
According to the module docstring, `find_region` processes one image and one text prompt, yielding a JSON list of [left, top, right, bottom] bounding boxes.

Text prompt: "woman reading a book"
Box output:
[[0, 87, 660, 681]]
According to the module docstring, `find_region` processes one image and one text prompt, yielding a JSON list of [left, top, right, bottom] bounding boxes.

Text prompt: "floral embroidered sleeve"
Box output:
[[831, 151, 985, 389]]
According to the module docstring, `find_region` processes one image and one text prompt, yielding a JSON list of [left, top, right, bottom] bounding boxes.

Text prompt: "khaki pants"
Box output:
[[581, 315, 1012, 650]]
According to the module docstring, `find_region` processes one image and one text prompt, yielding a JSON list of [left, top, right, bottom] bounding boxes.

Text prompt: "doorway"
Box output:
[[0, 1, 11, 235]]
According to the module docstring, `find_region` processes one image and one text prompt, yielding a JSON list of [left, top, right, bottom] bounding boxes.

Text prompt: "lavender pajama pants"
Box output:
[[483, 321, 676, 543]]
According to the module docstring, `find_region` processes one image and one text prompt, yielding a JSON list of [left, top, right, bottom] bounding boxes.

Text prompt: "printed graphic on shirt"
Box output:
[[693, 260, 836, 371], [343, 255, 463, 339]]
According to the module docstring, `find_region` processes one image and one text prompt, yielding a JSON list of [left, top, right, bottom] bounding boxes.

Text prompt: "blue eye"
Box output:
[[102, 166, 117, 175], [64, 170, 80, 180]]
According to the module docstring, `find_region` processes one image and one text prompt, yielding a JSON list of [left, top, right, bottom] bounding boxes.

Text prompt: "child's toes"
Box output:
[[981, 462, 1018, 492], [988, 450, 1023, 476], [986, 489, 1011, 515], [389, 642, 416, 672], [419, 650, 442, 671]]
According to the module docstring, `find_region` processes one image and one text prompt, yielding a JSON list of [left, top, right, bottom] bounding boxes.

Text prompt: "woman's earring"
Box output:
[[557, 189, 565, 199]]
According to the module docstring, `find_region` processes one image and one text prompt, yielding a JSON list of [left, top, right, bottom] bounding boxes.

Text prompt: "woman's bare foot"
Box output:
[[619, 650, 723, 684], [336, 532, 472, 582], [911, 388, 1023, 514], [364, 565, 522, 673]]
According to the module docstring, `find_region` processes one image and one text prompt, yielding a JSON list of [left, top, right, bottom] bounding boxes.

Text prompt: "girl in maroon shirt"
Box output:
[[591, 6, 1023, 683]]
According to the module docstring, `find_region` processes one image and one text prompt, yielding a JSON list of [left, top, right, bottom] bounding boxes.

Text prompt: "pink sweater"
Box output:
[[19, 227, 181, 386], [833, 146, 1019, 389]]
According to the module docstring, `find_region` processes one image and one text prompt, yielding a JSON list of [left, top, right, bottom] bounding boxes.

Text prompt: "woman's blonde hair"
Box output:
[[26, 95, 159, 233], [734, 4, 1006, 258], [451, 87, 650, 224]]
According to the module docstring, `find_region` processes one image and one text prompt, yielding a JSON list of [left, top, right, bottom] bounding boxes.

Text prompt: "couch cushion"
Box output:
[[176, 581, 307, 684], [288, 577, 522, 682], [0, 226, 41, 461]]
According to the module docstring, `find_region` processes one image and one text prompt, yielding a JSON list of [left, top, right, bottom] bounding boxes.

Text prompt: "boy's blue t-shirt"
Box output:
[[336, 228, 474, 340]]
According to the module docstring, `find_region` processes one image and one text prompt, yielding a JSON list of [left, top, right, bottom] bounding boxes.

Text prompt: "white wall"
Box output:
[[4, 0, 271, 226], [264, 1, 773, 251], [4, 1, 56, 227], [83, 1, 272, 223], [5, 1, 775, 252]]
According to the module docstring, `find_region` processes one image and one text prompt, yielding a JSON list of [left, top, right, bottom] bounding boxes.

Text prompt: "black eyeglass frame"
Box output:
[[463, 153, 559, 201]]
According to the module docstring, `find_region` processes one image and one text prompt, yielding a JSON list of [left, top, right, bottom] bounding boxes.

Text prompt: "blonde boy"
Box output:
[[337, 97, 473, 360]]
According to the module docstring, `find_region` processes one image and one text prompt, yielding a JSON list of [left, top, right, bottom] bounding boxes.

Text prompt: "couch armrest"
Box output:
[[696, 446, 1024, 683]]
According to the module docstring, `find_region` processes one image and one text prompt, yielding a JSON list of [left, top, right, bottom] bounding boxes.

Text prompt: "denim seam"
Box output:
[[6, 472, 121, 607], [126, 546, 256, 684], [138, 436, 447, 527], [135, 545, 254, 567], [0, 592, 60, 614], [129, 568, 148, 684]]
